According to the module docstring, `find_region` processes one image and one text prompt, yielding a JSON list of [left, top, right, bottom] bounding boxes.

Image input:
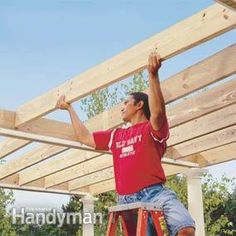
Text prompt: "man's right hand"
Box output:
[[56, 95, 71, 110]]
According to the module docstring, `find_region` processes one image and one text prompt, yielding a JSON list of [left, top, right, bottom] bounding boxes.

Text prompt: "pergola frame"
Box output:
[[0, 1, 235, 198]]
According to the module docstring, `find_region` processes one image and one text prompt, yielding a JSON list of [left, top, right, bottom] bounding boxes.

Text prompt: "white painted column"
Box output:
[[81, 194, 97, 236], [186, 168, 207, 236]]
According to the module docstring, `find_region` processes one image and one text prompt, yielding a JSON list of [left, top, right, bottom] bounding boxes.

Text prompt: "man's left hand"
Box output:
[[147, 52, 162, 77]]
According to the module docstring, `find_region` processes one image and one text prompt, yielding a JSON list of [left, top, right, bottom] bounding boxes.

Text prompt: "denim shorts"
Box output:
[[118, 183, 195, 236]]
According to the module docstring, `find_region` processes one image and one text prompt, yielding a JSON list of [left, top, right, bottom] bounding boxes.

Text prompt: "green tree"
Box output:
[[0, 188, 16, 236], [202, 174, 236, 236], [61, 195, 83, 236], [166, 174, 236, 236]]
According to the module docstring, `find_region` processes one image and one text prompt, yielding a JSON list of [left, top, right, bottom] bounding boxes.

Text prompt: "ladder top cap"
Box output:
[[109, 202, 162, 212]]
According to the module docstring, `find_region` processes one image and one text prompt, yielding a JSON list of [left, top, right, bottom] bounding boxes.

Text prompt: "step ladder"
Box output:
[[106, 202, 165, 236]]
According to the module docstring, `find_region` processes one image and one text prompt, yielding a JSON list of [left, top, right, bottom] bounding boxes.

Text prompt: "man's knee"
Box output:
[[177, 226, 195, 236]]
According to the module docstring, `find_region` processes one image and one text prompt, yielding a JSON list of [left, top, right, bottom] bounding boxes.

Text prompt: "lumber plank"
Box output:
[[1, 46, 235, 157], [42, 125, 235, 188], [182, 142, 236, 166], [0, 144, 68, 180], [9, 84, 235, 185], [0, 139, 31, 159], [0, 72, 235, 175], [18, 103, 235, 187], [71, 142, 236, 191], [15, 4, 236, 127]]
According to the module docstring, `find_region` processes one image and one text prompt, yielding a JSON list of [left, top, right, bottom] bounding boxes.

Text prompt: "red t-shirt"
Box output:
[[93, 119, 169, 195]]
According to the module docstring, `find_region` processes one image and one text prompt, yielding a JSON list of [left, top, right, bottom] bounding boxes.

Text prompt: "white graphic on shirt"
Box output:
[[116, 134, 142, 158], [122, 145, 134, 153]]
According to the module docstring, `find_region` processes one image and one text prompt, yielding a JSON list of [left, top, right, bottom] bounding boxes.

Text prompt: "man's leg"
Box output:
[[148, 186, 195, 236]]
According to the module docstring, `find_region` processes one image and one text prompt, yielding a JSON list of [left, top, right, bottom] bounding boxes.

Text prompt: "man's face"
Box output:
[[121, 95, 138, 122]]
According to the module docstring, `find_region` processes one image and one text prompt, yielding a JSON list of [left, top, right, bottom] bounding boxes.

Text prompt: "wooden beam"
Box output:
[[17, 45, 236, 135], [0, 139, 31, 159], [0, 109, 15, 129], [69, 167, 114, 191], [1, 47, 235, 185], [70, 142, 236, 191], [78, 142, 236, 195], [0, 173, 71, 192], [0, 45, 235, 158], [166, 125, 236, 160], [167, 77, 236, 128], [215, 0, 236, 10], [19, 117, 76, 140], [16, 149, 102, 184], [17, 102, 235, 186], [14, 86, 236, 186], [23, 154, 112, 187], [168, 103, 236, 146], [73, 142, 236, 193], [79, 163, 192, 194], [8, 73, 236, 166], [0, 144, 68, 180], [0, 59, 234, 182], [0, 128, 107, 154], [18, 150, 199, 186], [41, 124, 235, 188], [182, 142, 236, 166], [0, 181, 88, 196], [15, 4, 236, 127], [78, 178, 115, 195], [0, 174, 87, 195], [69, 161, 196, 191]]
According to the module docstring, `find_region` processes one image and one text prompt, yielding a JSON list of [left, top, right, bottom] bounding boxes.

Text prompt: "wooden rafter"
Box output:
[[0, 44, 235, 159], [35, 122, 236, 188], [13, 84, 236, 187], [0, 139, 31, 159], [14, 4, 236, 127], [67, 142, 236, 191], [0, 144, 69, 180], [183, 142, 236, 167], [81, 142, 236, 194]]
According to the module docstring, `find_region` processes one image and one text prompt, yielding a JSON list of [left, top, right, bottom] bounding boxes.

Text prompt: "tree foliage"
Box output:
[[0, 189, 16, 236]]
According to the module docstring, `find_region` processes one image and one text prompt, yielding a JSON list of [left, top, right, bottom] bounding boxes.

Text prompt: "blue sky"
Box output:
[[0, 0, 235, 209]]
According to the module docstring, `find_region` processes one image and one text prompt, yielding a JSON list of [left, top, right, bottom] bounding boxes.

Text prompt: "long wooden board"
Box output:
[[15, 4, 236, 127]]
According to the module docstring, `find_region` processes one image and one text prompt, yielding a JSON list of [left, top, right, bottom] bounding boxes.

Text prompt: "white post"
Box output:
[[81, 194, 97, 236], [186, 168, 207, 236]]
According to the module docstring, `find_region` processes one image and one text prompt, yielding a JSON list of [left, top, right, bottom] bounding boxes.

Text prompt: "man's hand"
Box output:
[[147, 52, 162, 77], [56, 95, 71, 110]]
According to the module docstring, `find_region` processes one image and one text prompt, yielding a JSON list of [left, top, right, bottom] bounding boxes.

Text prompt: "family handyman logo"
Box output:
[[11, 208, 103, 227]]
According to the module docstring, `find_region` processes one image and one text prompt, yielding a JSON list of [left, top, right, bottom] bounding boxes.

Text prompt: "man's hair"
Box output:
[[130, 92, 151, 120]]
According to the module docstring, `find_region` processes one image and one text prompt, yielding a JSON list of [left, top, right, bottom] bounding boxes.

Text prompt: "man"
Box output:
[[57, 52, 195, 236]]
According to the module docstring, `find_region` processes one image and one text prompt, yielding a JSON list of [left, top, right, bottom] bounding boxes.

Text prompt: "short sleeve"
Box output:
[[148, 118, 169, 143], [92, 129, 115, 151]]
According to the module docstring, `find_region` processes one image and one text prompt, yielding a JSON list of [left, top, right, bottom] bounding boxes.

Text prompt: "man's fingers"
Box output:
[[148, 51, 162, 71]]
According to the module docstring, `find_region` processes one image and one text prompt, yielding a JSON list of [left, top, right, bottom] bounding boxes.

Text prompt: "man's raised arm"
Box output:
[[147, 52, 166, 131], [56, 95, 96, 148]]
